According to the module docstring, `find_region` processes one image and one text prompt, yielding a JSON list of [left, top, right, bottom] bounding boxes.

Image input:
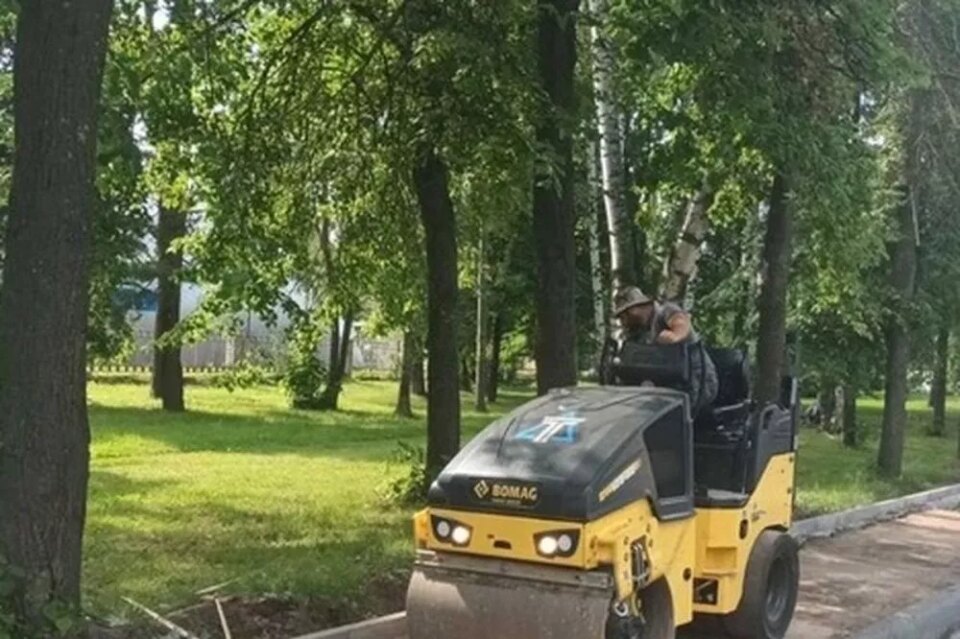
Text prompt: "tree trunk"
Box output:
[[533, 0, 579, 396], [488, 312, 503, 403], [152, 205, 186, 411], [732, 218, 756, 349], [588, 0, 634, 290], [317, 314, 353, 410], [661, 185, 715, 303], [474, 236, 488, 412], [930, 323, 949, 437], [0, 1, 112, 632], [842, 384, 858, 448], [754, 172, 793, 405], [816, 381, 837, 432], [587, 140, 608, 360], [338, 315, 352, 380], [460, 355, 473, 392], [878, 186, 918, 477], [411, 340, 426, 396], [395, 331, 415, 418], [414, 147, 461, 477], [327, 320, 340, 385]]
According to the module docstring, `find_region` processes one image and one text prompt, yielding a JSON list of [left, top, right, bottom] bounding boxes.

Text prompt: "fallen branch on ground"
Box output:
[[121, 597, 202, 639], [215, 597, 233, 639]]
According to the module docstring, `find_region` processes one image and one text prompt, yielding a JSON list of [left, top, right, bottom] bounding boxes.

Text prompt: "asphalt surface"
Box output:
[[788, 510, 960, 639]]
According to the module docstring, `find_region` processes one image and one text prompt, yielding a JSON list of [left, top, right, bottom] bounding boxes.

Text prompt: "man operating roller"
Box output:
[[612, 286, 718, 416]]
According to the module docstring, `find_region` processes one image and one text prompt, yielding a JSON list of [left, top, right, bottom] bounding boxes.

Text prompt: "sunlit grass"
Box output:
[[795, 395, 960, 516], [83, 379, 959, 618]]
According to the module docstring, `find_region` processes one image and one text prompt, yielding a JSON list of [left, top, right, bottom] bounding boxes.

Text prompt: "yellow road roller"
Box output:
[[406, 342, 799, 639]]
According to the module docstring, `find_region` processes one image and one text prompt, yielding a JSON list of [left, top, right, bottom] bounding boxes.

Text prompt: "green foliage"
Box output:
[[283, 327, 328, 410], [382, 442, 429, 506], [0, 555, 80, 639], [210, 362, 280, 391]]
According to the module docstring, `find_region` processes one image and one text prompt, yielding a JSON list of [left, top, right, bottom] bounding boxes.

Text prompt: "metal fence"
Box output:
[[119, 328, 401, 374]]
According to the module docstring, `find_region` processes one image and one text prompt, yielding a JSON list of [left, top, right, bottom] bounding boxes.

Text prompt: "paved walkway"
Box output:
[[788, 510, 960, 638], [297, 510, 960, 639]]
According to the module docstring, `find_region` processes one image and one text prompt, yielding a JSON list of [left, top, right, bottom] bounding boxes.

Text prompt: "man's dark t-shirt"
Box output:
[[620, 302, 718, 415]]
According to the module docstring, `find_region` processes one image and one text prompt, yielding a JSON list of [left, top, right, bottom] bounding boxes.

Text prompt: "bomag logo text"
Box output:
[[473, 480, 540, 506], [492, 484, 539, 502]]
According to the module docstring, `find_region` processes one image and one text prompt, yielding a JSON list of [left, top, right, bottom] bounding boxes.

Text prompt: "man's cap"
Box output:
[[614, 286, 654, 315]]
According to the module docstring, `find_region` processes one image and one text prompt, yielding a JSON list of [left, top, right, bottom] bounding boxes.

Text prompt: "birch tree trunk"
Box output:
[[588, 0, 635, 289], [661, 186, 714, 304], [587, 140, 607, 353]]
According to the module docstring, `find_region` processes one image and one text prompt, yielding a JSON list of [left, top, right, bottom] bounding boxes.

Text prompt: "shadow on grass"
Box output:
[[84, 471, 412, 617], [89, 388, 532, 461]]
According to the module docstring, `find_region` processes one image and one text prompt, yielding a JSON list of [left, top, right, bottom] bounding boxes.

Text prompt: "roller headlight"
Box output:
[[435, 520, 451, 539], [451, 525, 471, 545], [535, 529, 580, 558], [430, 515, 472, 547], [538, 536, 559, 556]]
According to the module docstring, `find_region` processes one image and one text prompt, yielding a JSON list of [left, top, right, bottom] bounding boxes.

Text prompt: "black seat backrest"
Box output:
[[706, 347, 750, 406], [614, 341, 691, 389]]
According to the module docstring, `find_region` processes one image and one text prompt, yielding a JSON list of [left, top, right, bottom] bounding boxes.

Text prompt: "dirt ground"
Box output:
[[90, 572, 408, 639], [789, 509, 960, 639]]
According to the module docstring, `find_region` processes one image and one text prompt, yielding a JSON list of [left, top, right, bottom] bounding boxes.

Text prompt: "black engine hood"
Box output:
[[427, 386, 689, 522]]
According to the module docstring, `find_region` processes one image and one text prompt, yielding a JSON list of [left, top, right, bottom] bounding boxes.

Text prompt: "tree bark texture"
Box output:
[[661, 186, 714, 303], [533, 0, 580, 396], [878, 187, 918, 477], [318, 314, 353, 410], [488, 312, 503, 404], [754, 173, 793, 406], [588, 0, 634, 290], [930, 323, 949, 437], [460, 355, 472, 392], [474, 236, 488, 412], [411, 342, 426, 396], [395, 331, 415, 418], [0, 0, 113, 631], [842, 384, 858, 448], [414, 148, 461, 476], [152, 205, 186, 412]]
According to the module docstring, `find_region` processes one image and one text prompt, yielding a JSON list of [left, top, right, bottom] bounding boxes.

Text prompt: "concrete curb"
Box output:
[[790, 483, 960, 544], [289, 612, 407, 639], [850, 583, 960, 639]]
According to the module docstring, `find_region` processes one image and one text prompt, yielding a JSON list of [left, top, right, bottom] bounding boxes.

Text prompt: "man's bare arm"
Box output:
[[656, 312, 691, 344]]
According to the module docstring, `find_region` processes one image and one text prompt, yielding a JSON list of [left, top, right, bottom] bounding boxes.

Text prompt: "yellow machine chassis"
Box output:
[[413, 452, 795, 627]]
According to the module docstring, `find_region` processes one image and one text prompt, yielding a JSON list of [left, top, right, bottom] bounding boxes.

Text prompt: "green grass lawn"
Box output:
[[84, 380, 960, 620]]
